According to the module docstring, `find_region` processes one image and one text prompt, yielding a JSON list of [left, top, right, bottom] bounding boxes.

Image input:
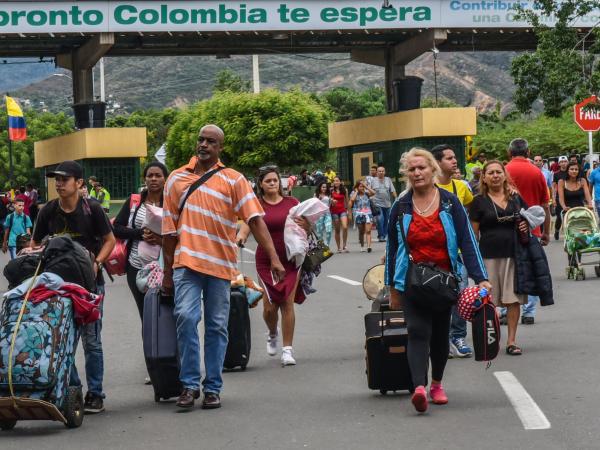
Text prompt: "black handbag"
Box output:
[[302, 231, 333, 273], [398, 213, 460, 312], [369, 199, 381, 216]]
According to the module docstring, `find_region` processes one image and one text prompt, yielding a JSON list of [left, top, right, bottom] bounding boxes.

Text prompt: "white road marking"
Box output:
[[327, 275, 362, 286], [494, 371, 551, 430], [242, 247, 256, 255]]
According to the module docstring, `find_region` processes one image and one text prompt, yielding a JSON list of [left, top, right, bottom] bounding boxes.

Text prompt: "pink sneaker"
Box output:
[[411, 386, 428, 413], [429, 383, 448, 405]]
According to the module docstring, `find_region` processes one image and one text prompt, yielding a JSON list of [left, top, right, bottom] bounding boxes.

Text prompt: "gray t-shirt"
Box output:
[[370, 177, 396, 208]]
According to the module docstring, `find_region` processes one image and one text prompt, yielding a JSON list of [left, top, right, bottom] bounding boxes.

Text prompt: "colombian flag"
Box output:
[[6, 96, 26, 141]]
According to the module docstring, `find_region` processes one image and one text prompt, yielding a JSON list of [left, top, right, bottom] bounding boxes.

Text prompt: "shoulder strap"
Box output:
[[451, 180, 458, 195], [179, 166, 226, 216], [397, 212, 412, 260], [130, 193, 142, 208], [8, 213, 14, 231]]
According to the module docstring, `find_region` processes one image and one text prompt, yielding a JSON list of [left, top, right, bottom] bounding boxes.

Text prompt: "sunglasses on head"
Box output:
[[258, 165, 279, 174]]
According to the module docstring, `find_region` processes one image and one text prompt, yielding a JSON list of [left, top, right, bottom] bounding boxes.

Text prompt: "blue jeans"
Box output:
[[70, 283, 105, 398], [173, 267, 230, 393], [522, 296, 538, 318], [449, 265, 469, 341], [8, 246, 17, 260], [595, 200, 600, 219], [376, 207, 391, 240]]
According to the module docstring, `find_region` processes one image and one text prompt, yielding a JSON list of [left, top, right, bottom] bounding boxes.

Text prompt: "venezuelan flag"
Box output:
[[6, 96, 26, 141]]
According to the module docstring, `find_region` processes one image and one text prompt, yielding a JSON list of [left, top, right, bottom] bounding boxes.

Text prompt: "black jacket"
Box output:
[[513, 231, 554, 306]]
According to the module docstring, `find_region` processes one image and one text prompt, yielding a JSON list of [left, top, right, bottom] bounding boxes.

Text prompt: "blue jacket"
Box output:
[[384, 188, 488, 291]]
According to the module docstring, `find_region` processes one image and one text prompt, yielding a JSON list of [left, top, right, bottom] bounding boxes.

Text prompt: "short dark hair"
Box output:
[[430, 144, 454, 162], [143, 161, 168, 179], [14, 198, 24, 204], [569, 154, 579, 161], [508, 138, 529, 157]]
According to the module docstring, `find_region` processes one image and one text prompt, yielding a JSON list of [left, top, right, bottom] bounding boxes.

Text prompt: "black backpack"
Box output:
[[471, 300, 501, 362], [3, 235, 96, 292], [43, 235, 96, 292], [3, 253, 42, 289]]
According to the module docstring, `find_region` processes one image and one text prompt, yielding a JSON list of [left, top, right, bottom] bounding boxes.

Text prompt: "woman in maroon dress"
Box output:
[[238, 166, 310, 366]]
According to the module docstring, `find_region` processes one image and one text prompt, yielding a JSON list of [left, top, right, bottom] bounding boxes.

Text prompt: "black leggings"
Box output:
[[126, 263, 145, 321], [555, 203, 563, 233], [403, 298, 452, 387]]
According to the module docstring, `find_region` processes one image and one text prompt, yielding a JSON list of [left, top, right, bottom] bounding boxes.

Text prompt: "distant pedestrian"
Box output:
[[469, 166, 482, 194], [2, 198, 31, 259], [324, 166, 337, 184], [348, 180, 374, 252], [588, 161, 600, 217], [365, 164, 378, 188], [370, 165, 396, 242], [330, 176, 349, 252], [314, 181, 332, 246], [533, 154, 553, 189], [93, 182, 111, 213], [552, 156, 569, 239], [505, 138, 551, 325]]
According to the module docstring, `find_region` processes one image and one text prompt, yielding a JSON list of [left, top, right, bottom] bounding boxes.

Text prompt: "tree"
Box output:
[[320, 87, 386, 121], [511, 1, 600, 116], [213, 69, 251, 94], [166, 89, 331, 171], [473, 110, 588, 159], [0, 109, 74, 190], [107, 108, 180, 161]]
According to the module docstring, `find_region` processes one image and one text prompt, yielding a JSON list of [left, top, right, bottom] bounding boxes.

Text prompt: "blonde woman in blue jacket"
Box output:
[[385, 147, 491, 414]]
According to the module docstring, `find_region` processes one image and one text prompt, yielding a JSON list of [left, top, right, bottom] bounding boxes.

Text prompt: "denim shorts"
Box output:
[[331, 212, 348, 220]]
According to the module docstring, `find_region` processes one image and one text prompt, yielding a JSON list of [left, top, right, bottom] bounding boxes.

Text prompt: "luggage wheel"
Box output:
[[0, 420, 17, 431], [241, 365, 247, 371], [63, 386, 84, 429], [154, 395, 161, 403]]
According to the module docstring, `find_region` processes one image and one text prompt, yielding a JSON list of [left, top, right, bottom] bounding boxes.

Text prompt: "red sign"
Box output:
[[574, 96, 600, 132]]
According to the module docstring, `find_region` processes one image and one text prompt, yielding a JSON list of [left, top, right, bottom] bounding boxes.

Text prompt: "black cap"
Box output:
[[46, 160, 83, 179]]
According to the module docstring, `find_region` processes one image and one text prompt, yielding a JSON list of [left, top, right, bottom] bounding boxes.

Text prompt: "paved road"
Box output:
[[0, 237, 598, 449]]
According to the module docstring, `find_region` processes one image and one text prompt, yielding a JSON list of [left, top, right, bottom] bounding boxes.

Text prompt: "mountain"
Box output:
[[11, 51, 518, 114]]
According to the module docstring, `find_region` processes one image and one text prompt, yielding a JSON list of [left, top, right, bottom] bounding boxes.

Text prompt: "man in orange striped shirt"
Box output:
[[162, 124, 285, 410]]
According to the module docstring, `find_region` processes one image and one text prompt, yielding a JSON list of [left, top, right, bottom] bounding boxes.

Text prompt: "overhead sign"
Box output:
[[574, 96, 600, 133], [0, 1, 599, 33]]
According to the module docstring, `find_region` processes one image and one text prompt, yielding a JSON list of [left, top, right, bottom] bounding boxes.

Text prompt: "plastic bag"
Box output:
[[284, 198, 329, 267], [143, 204, 163, 235]]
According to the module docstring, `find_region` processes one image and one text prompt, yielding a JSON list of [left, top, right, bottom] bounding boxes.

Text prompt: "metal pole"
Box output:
[[589, 131, 594, 158], [5, 93, 13, 187], [99, 57, 106, 102], [252, 55, 260, 94]]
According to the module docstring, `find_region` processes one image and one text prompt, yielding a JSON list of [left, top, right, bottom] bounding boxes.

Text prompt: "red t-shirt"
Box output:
[[407, 210, 451, 271], [505, 158, 549, 237]]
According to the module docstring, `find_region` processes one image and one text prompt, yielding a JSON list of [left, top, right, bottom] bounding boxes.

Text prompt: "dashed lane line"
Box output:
[[494, 371, 551, 430], [327, 275, 362, 286]]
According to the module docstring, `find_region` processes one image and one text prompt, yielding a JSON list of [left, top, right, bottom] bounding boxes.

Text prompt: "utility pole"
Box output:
[[252, 55, 260, 94], [99, 57, 106, 102]]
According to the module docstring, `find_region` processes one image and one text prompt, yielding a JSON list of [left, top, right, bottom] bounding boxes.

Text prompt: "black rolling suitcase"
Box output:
[[142, 289, 182, 402], [223, 287, 251, 370], [365, 305, 414, 395]]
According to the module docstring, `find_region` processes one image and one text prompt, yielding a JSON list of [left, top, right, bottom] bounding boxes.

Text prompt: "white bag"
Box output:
[[143, 204, 163, 235], [284, 198, 329, 267]]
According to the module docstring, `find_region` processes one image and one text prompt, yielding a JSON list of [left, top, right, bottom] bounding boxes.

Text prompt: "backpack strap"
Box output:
[[178, 166, 226, 216], [451, 180, 458, 196]]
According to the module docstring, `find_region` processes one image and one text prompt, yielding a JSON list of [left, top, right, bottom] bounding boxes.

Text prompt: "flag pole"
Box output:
[[6, 92, 14, 188]]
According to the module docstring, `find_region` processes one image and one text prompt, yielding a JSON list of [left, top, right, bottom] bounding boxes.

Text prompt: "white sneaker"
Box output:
[[360, 246, 366, 252], [266, 330, 279, 356], [281, 346, 296, 366]]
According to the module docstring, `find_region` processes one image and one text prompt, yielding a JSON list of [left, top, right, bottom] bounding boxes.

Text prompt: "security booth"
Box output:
[[329, 107, 477, 191], [34, 127, 147, 201]]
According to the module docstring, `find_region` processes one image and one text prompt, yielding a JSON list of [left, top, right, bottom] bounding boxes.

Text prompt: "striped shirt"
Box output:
[[162, 157, 264, 280]]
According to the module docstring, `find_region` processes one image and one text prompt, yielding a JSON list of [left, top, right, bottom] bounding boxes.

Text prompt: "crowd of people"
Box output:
[[5, 123, 594, 418]]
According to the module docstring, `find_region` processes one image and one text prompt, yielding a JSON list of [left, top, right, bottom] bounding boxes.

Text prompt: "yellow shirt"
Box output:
[[438, 179, 473, 206], [324, 170, 337, 184]]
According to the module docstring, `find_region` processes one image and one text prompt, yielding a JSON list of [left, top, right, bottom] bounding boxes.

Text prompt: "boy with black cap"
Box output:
[[32, 160, 115, 414]]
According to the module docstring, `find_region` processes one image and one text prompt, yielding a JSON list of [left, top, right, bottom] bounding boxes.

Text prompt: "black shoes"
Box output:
[[84, 392, 105, 414], [521, 316, 535, 325]]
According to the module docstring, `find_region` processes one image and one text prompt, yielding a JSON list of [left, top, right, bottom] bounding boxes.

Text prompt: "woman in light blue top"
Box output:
[[314, 181, 332, 246]]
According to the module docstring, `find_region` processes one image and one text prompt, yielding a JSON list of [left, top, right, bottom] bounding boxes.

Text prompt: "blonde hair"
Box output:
[[399, 147, 442, 188]]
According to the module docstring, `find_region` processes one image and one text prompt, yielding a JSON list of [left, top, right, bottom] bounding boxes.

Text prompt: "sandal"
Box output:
[[506, 344, 522, 355]]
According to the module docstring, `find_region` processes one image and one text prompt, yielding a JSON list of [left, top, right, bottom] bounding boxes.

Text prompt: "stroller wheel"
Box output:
[[595, 266, 600, 277]]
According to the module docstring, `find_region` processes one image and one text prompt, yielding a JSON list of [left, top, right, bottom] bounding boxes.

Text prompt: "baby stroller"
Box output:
[[563, 207, 600, 281]]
